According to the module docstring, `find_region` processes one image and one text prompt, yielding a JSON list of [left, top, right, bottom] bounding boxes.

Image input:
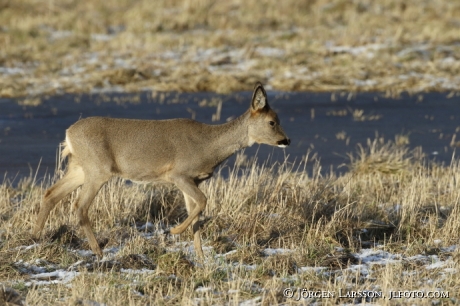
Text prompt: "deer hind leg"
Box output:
[[32, 163, 84, 239], [183, 193, 204, 259], [74, 176, 107, 257], [192, 217, 204, 259]]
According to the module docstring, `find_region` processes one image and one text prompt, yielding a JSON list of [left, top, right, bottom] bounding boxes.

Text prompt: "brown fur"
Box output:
[[32, 82, 290, 258]]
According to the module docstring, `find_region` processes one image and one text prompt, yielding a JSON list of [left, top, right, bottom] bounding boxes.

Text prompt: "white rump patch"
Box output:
[[61, 133, 74, 158], [277, 144, 287, 148], [65, 134, 74, 154]]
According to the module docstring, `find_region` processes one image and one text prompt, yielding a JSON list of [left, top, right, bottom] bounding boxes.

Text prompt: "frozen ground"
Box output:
[[3, 221, 457, 305], [2, 40, 460, 98]]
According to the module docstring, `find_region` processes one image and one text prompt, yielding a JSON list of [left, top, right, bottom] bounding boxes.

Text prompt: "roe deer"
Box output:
[[32, 82, 290, 258]]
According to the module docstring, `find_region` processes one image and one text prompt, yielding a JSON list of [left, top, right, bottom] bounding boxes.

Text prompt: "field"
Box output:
[[0, 139, 459, 305], [1, 0, 460, 99]]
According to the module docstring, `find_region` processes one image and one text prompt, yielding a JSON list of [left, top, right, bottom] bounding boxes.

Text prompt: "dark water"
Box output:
[[1, 91, 460, 182]]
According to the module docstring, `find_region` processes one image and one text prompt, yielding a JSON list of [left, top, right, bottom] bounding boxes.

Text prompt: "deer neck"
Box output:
[[208, 111, 251, 164]]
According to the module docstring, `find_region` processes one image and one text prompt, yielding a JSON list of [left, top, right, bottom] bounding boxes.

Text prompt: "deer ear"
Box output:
[[251, 82, 269, 111]]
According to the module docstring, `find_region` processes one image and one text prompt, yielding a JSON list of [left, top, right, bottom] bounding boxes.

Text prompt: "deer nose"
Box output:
[[277, 138, 291, 147]]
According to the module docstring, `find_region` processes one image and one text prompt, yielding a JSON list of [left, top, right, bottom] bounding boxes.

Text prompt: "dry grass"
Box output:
[[1, 0, 460, 98], [0, 139, 459, 304]]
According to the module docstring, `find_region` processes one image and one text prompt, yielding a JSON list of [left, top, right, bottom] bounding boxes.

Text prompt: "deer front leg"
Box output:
[[192, 218, 204, 259], [170, 177, 207, 235], [183, 193, 204, 259]]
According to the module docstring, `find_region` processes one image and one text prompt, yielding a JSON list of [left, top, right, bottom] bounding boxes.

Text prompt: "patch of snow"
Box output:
[[443, 268, 457, 273], [298, 266, 328, 274], [103, 246, 120, 254], [397, 44, 430, 58], [397, 72, 460, 90], [160, 50, 182, 60], [441, 245, 457, 252], [90, 86, 126, 94], [139, 232, 154, 239], [167, 241, 213, 255], [91, 34, 114, 42], [263, 248, 295, 256], [326, 43, 388, 58], [114, 58, 135, 69], [354, 249, 401, 264], [255, 47, 285, 57], [14, 260, 53, 274], [406, 254, 430, 262], [18, 265, 47, 274], [215, 250, 238, 258], [239, 296, 262, 306], [193, 48, 217, 62], [353, 79, 378, 87], [74, 300, 106, 306], [60, 65, 86, 76], [136, 221, 166, 236], [132, 290, 144, 297], [346, 264, 370, 276], [26, 270, 79, 287], [237, 264, 257, 271], [73, 249, 94, 257], [234, 59, 258, 71], [84, 52, 100, 65], [339, 303, 376, 306], [49, 30, 73, 41], [0, 67, 27, 75], [426, 258, 450, 270], [138, 221, 154, 231], [99, 247, 121, 261], [195, 286, 213, 293], [439, 57, 456, 65], [68, 260, 86, 271], [15, 243, 40, 251], [120, 268, 155, 274]]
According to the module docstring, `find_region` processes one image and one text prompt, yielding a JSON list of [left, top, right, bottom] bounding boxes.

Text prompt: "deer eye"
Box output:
[[269, 121, 275, 127]]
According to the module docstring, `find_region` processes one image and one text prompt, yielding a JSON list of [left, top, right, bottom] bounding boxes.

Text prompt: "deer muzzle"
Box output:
[[277, 138, 291, 148]]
